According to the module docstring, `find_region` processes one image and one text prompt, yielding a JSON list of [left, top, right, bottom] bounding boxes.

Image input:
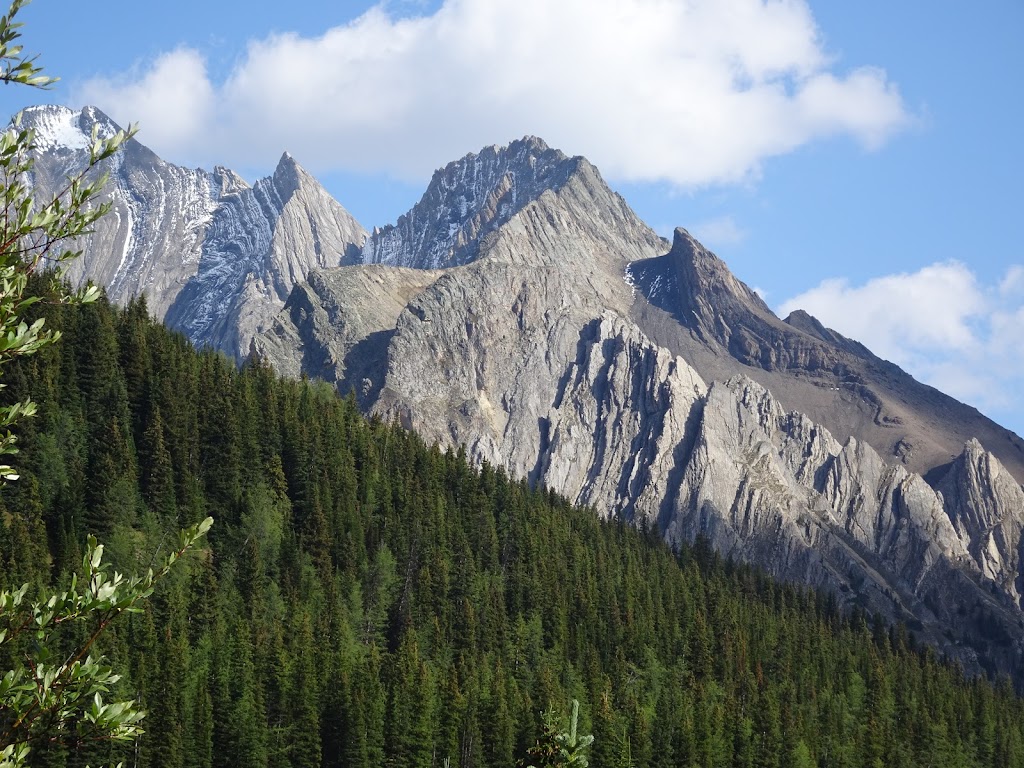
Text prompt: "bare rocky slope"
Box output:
[[25, 113, 1024, 682], [255, 138, 1024, 681], [22, 105, 366, 359]]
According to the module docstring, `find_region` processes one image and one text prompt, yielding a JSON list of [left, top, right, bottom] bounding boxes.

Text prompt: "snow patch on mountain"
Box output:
[[20, 105, 90, 152]]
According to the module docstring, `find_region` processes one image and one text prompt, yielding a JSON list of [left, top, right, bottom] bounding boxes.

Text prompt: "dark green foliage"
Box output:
[[2, 284, 1023, 767]]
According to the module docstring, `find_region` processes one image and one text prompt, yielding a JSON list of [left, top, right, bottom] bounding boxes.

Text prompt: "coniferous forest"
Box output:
[[1, 285, 1022, 767]]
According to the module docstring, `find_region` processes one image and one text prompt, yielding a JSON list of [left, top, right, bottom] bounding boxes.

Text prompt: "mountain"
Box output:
[[25, 112, 1024, 680], [357, 136, 656, 269], [254, 138, 1024, 680], [22, 105, 366, 358]]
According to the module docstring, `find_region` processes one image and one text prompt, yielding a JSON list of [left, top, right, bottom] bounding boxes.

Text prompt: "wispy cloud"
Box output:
[[779, 262, 1024, 435], [690, 215, 747, 248], [73, 0, 910, 186]]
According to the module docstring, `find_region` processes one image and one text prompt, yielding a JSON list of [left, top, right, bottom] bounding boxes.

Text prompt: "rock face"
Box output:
[[255, 265, 444, 396], [255, 138, 1024, 681], [627, 229, 1024, 482], [359, 137, 626, 269], [22, 105, 366, 358], [663, 374, 1024, 678]]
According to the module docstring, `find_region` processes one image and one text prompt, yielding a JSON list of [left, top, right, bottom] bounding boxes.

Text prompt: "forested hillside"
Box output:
[[0, 286, 1021, 768]]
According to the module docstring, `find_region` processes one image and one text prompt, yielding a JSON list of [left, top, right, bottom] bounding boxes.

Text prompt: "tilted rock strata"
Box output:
[[163, 152, 366, 358], [23, 105, 366, 358], [938, 439, 1024, 601], [24, 105, 215, 318]]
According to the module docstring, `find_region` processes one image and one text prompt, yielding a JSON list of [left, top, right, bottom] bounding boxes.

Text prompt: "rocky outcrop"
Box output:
[[628, 229, 1024, 483], [937, 439, 1024, 602], [23, 105, 366, 358], [252, 265, 443, 400]]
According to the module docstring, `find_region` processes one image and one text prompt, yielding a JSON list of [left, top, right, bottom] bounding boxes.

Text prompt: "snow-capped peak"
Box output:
[[17, 105, 89, 152], [17, 104, 123, 154]]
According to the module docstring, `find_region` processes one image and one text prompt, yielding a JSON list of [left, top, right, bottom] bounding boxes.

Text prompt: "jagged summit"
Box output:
[[360, 135, 589, 269], [266, 150, 319, 202], [628, 227, 774, 328], [668, 227, 774, 315], [25, 105, 367, 360]]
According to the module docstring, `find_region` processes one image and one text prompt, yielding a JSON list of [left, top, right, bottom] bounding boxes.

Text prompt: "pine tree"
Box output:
[[386, 631, 435, 768], [140, 405, 176, 519]]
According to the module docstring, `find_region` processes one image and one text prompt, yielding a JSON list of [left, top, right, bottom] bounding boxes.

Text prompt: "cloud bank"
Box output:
[[779, 262, 1024, 434], [74, 0, 909, 184]]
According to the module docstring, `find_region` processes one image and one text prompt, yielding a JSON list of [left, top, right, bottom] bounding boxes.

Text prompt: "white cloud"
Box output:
[[77, 48, 215, 159], [71, 0, 910, 185], [779, 263, 1024, 435]]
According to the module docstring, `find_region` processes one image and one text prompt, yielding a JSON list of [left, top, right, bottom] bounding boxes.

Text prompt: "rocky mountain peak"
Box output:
[[627, 227, 780, 352], [360, 135, 587, 269], [782, 309, 875, 358], [507, 134, 550, 153], [270, 151, 305, 197], [785, 308, 837, 341], [669, 227, 772, 315]]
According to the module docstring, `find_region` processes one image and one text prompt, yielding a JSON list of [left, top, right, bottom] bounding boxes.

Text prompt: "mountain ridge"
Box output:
[[24, 108, 1024, 681], [628, 228, 1024, 482], [22, 104, 367, 359]]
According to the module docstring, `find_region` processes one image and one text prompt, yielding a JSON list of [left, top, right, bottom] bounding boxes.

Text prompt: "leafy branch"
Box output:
[[0, 0, 135, 484], [0, 517, 213, 768]]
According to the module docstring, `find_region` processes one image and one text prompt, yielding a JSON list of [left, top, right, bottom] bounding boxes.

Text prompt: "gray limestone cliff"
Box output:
[[627, 229, 1024, 482], [21, 105, 366, 358]]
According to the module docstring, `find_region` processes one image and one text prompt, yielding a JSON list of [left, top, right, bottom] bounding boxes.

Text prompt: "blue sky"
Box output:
[[4, 0, 1023, 438]]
